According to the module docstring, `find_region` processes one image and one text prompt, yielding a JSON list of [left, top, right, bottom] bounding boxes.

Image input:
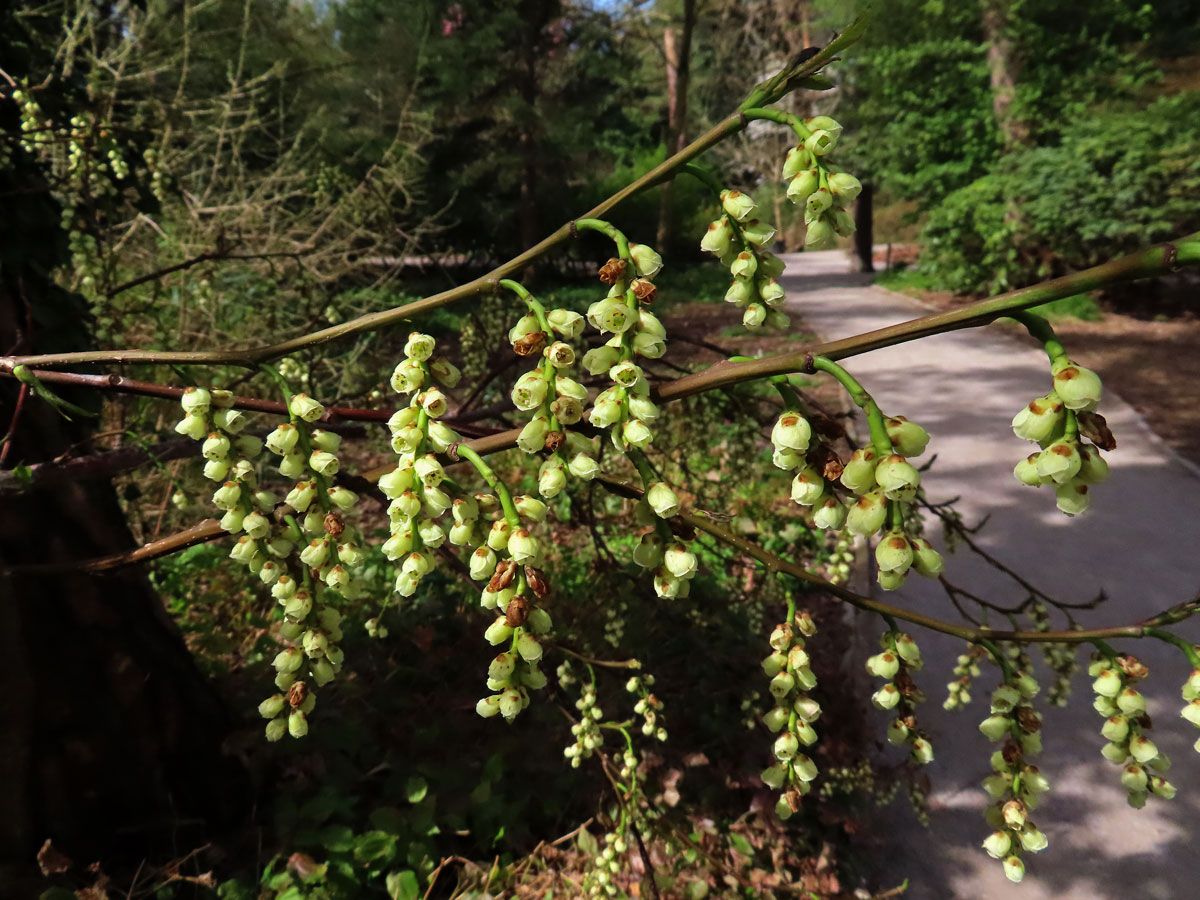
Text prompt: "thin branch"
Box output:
[[0, 518, 223, 576], [103, 246, 316, 299], [592, 474, 1200, 646]]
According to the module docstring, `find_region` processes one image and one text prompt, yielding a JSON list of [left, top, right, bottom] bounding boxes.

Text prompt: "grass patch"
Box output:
[[1028, 293, 1103, 322], [874, 266, 940, 297]]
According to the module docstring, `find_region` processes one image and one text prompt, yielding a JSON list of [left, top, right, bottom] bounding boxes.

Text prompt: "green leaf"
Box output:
[[38, 890, 77, 900], [576, 827, 598, 856], [386, 870, 420, 900], [319, 824, 355, 853], [405, 775, 428, 804], [369, 806, 407, 835], [728, 833, 754, 857], [687, 881, 710, 900], [354, 830, 398, 866]]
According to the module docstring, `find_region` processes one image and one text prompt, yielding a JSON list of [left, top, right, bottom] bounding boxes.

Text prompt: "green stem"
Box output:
[[498, 279, 552, 334], [680, 163, 724, 198], [742, 107, 811, 141], [456, 444, 520, 528], [1144, 627, 1200, 669], [574, 218, 631, 260], [1007, 311, 1068, 364], [977, 638, 1013, 683], [810, 356, 893, 457]]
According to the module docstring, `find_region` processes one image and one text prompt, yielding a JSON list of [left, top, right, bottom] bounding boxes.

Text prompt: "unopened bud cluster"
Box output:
[[1011, 358, 1108, 515], [583, 829, 631, 899], [1029, 602, 1078, 707], [1090, 653, 1174, 807], [772, 403, 943, 592], [583, 243, 668, 454], [699, 189, 790, 330], [760, 611, 822, 819], [383, 333, 467, 598], [977, 672, 1049, 883], [628, 671, 667, 742], [509, 297, 599, 496], [630, 496, 698, 600], [944, 645, 983, 711], [176, 384, 359, 739], [867, 632, 933, 765], [781, 116, 860, 250]]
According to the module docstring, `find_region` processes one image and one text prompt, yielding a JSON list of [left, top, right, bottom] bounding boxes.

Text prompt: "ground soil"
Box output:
[[911, 287, 1200, 468]]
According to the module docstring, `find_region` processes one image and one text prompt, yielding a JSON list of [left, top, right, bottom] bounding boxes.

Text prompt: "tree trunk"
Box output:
[[979, 0, 1030, 151], [655, 0, 696, 251], [0, 163, 246, 877]]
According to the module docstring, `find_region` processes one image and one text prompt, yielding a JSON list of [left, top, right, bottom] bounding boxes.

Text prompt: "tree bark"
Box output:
[[0, 161, 246, 875], [656, 0, 697, 251], [979, 0, 1030, 151]]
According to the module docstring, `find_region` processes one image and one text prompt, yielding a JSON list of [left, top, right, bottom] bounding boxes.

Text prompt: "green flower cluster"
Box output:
[[866, 632, 933, 765], [508, 295, 599, 496], [630, 493, 698, 600], [699, 190, 789, 330], [944, 645, 983, 711], [977, 674, 1050, 884], [629, 671, 667, 743], [781, 116, 860, 250], [1029, 602, 1078, 707], [582, 245, 668, 452], [1178, 668, 1200, 751], [1090, 653, 1175, 807], [382, 332, 467, 598], [1011, 359, 1108, 515], [176, 385, 358, 740], [772, 401, 943, 592], [760, 611, 822, 819]]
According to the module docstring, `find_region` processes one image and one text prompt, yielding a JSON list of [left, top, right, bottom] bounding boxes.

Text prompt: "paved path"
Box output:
[[775, 251, 1200, 899]]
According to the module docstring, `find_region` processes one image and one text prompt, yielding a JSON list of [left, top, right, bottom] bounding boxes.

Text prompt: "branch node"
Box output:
[[803, 352, 815, 374], [446, 441, 461, 462], [569, 220, 579, 239], [1163, 242, 1179, 271], [737, 111, 749, 128]]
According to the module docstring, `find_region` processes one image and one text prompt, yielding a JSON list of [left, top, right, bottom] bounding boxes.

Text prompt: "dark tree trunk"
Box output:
[[854, 183, 875, 273], [980, 0, 1030, 151], [0, 138, 246, 881], [655, 0, 696, 251]]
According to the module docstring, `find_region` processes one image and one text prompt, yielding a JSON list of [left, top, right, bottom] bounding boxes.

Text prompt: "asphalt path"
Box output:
[[776, 250, 1200, 899]]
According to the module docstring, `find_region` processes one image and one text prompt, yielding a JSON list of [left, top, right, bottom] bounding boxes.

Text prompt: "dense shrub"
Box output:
[[922, 93, 1200, 294]]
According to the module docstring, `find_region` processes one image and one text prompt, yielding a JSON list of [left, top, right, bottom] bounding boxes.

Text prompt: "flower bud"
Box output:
[[1002, 856, 1025, 884], [508, 529, 539, 565], [568, 453, 599, 480], [771, 412, 812, 453], [180, 386, 211, 414], [1036, 440, 1081, 484], [742, 219, 776, 247], [787, 167, 820, 206], [429, 358, 462, 387], [805, 216, 835, 249], [518, 415, 549, 453], [582, 345, 622, 376], [203, 459, 229, 482], [789, 467, 824, 506], [511, 371, 549, 411], [871, 684, 900, 710], [1093, 667, 1123, 697], [628, 243, 663, 279], [288, 393, 324, 422], [909, 537, 945, 577], [1055, 480, 1091, 516], [813, 495, 848, 530], [213, 408, 246, 434], [539, 459, 568, 497], [875, 531, 914, 574], [700, 218, 734, 256], [874, 454, 920, 500], [547, 308, 585, 339], [202, 432, 231, 461], [773, 731, 799, 761], [1121, 763, 1148, 793], [840, 448, 877, 493], [622, 418, 653, 449], [720, 188, 757, 222], [742, 303, 767, 328], [1012, 395, 1065, 443], [846, 491, 888, 537], [1052, 359, 1102, 411], [664, 542, 697, 579], [827, 171, 862, 203], [1130, 735, 1159, 764], [730, 251, 758, 281]]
